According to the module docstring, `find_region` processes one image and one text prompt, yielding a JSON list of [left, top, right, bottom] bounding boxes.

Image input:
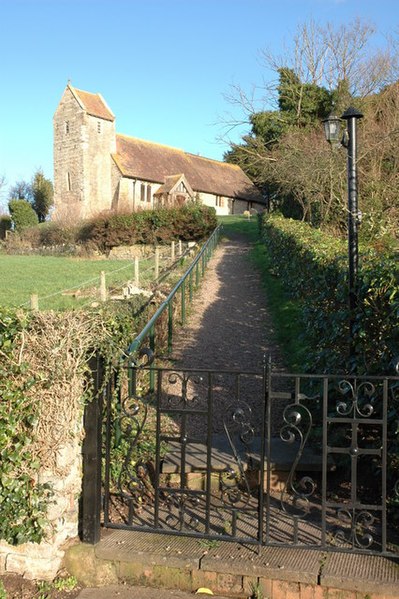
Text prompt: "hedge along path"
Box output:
[[168, 231, 287, 434]]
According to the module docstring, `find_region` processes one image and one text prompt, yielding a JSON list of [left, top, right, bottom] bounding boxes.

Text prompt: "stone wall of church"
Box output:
[[114, 185, 256, 216], [53, 88, 116, 221], [115, 177, 162, 213], [197, 191, 230, 216], [53, 88, 86, 222], [83, 114, 116, 217]]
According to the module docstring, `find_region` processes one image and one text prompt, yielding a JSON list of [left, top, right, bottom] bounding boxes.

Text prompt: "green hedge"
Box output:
[[5, 204, 217, 254], [261, 213, 399, 375], [8, 199, 39, 230], [77, 204, 217, 251]]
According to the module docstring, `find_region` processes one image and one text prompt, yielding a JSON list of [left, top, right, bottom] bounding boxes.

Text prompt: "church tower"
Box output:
[[53, 84, 116, 220]]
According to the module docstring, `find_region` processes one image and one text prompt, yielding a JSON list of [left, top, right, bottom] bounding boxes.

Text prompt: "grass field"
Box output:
[[0, 254, 155, 310]]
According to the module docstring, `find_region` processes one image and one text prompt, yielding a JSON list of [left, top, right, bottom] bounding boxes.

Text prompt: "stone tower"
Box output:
[[53, 84, 116, 220]]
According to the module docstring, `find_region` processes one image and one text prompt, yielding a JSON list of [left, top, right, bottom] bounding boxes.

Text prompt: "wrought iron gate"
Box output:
[[83, 359, 399, 556]]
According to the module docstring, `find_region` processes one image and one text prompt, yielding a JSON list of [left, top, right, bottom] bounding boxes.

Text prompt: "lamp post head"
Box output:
[[322, 113, 343, 144], [341, 106, 364, 120]]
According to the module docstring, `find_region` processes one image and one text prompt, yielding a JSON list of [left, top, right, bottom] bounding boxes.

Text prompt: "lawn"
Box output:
[[0, 254, 148, 310]]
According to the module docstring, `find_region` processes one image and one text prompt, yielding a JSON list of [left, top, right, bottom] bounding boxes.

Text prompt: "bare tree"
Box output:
[[222, 18, 397, 138], [222, 18, 399, 236], [0, 175, 7, 213], [8, 179, 32, 201]]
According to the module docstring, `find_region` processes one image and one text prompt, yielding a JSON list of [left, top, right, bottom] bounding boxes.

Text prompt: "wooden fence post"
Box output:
[[134, 256, 139, 286], [30, 293, 39, 311], [100, 271, 107, 302], [155, 248, 160, 280], [178, 239, 182, 256], [171, 241, 175, 262]]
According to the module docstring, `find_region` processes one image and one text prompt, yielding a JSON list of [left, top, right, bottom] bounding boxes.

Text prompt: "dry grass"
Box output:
[[22, 311, 101, 472]]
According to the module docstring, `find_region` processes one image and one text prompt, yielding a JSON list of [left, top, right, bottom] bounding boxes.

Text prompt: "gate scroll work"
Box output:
[[84, 359, 399, 556]]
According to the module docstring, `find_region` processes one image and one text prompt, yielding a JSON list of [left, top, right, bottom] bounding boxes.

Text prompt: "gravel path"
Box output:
[[163, 233, 287, 436], [171, 233, 285, 372]]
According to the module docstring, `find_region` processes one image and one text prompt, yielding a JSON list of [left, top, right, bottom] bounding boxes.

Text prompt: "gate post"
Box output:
[[81, 354, 104, 544]]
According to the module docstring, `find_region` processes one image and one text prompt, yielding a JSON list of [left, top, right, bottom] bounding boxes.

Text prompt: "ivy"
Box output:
[[0, 308, 51, 545]]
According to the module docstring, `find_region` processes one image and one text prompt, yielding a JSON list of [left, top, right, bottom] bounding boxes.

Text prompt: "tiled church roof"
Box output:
[[71, 86, 115, 121], [113, 134, 263, 203], [154, 174, 186, 195]]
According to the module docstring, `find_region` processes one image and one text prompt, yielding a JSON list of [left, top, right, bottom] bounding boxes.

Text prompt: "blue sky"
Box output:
[[0, 0, 398, 206]]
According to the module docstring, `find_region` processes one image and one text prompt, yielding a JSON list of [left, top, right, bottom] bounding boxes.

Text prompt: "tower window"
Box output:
[[66, 172, 72, 191], [97, 121, 101, 133], [65, 121, 70, 134]]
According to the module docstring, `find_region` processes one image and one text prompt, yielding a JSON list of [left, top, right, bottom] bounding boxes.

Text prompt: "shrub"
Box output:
[[3, 204, 217, 256], [36, 221, 76, 246], [261, 213, 399, 375], [8, 199, 39, 230], [0, 215, 12, 239], [77, 204, 217, 252]]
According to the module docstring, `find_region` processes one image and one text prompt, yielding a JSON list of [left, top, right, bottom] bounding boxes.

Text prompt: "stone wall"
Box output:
[[0, 436, 82, 580], [53, 87, 116, 221], [115, 180, 252, 216], [198, 191, 230, 216], [115, 177, 162, 213], [53, 87, 86, 221], [83, 113, 116, 218]]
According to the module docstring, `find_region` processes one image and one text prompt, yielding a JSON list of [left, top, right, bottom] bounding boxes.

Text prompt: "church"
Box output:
[[53, 84, 265, 220]]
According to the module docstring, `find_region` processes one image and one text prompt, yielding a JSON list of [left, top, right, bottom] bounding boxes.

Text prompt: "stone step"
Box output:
[[64, 530, 399, 598], [162, 435, 334, 474]]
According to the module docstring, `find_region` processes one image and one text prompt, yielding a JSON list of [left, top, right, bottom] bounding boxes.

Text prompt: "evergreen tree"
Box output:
[[31, 169, 54, 222]]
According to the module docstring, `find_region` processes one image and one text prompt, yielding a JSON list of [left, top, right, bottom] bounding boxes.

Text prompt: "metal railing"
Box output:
[[125, 226, 222, 368], [81, 227, 222, 544]]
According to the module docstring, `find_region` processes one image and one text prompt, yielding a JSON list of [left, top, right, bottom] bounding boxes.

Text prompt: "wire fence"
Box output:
[[17, 240, 196, 311]]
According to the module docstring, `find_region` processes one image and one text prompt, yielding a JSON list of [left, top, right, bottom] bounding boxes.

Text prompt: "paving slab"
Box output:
[[96, 530, 204, 569], [201, 543, 322, 584], [320, 551, 399, 595]]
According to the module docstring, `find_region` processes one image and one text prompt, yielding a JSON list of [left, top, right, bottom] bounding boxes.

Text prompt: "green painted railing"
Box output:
[[126, 225, 222, 371]]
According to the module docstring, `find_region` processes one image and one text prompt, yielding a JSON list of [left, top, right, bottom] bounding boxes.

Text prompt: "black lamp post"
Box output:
[[322, 107, 363, 365]]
